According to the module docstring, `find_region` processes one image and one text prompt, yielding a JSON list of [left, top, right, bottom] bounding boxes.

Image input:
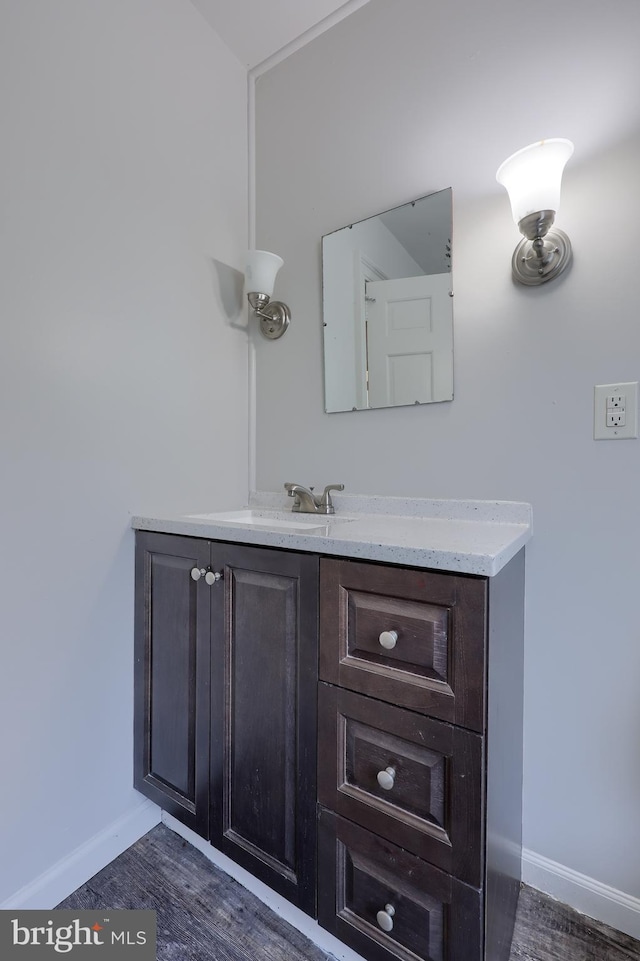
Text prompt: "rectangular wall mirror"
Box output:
[[322, 188, 454, 413]]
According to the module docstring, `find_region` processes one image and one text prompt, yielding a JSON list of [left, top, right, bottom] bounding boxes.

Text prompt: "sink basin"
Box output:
[[185, 509, 347, 532]]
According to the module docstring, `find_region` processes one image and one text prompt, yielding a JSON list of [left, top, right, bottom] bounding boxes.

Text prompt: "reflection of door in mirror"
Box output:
[[322, 188, 453, 413], [366, 273, 453, 408]]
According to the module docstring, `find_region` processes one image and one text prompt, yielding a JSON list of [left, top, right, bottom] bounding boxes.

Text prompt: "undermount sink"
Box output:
[[185, 509, 353, 532]]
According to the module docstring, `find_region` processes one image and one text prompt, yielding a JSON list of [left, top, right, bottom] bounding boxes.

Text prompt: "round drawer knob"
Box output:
[[376, 766, 396, 791], [205, 571, 223, 586], [376, 904, 395, 933], [190, 567, 205, 581], [378, 630, 398, 650]]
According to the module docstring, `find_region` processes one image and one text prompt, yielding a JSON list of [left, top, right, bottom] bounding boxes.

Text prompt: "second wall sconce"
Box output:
[[496, 138, 574, 286], [245, 249, 291, 339]]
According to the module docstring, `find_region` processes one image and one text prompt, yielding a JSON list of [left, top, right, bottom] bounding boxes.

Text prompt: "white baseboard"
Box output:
[[1, 800, 161, 911], [522, 847, 640, 941], [162, 813, 366, 961]]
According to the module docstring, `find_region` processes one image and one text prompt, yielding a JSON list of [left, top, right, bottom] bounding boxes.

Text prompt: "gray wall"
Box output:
[[254, 0, 640, 922], [0, 0, 248, 905]]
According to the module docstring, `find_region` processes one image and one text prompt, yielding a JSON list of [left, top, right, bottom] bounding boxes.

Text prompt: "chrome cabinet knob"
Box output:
[[376, 766, 396, 790], [379, 630, 398, 650], [376, 904, 395, 932], [191, 568, 223, 585]]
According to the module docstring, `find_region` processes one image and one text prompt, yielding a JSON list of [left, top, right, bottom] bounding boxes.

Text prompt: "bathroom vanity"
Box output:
[[132, 493, 531, 961]]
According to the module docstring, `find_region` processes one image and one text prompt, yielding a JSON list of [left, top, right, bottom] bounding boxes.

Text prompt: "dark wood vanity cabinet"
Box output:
[[134, 528, 525, 961], [134, 531, 318, 915], [317, 554, 525, 961]]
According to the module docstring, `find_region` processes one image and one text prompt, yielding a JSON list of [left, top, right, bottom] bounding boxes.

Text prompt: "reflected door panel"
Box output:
[[366, 273, 453, 408]]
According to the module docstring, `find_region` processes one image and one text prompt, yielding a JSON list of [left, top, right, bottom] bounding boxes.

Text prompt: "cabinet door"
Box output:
[[210, 544, 318, 916], [134, 531, 211, 838]]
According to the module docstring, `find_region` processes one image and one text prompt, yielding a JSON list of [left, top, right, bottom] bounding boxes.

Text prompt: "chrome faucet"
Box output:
[[284, 483, 344, 514]]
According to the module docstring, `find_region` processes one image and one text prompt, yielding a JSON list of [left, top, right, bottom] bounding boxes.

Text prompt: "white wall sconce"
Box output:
[[245, 249, 291, 339], [496, 138, 574, 286]]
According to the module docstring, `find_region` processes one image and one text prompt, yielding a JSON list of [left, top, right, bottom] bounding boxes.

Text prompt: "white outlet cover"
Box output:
[[594, 382, 638, 440]]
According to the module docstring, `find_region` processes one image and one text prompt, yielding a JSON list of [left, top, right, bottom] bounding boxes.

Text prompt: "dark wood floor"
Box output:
[[510, 884, 639, 961], [57, 824, 640, 961]]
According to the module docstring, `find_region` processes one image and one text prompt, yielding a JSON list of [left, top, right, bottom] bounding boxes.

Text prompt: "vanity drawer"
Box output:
[[317, 809, 482, 961], [318, 684, 483, 886], [319, 559, 487, 732]]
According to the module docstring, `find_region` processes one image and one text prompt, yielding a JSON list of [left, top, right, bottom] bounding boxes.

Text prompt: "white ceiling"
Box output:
[[189, 0, 366, 70]]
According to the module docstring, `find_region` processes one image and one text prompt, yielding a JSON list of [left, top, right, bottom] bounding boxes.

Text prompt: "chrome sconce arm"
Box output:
[[497, 139, 574, 286], [247, 290, 291, 340], [245, 250, 291, 339]]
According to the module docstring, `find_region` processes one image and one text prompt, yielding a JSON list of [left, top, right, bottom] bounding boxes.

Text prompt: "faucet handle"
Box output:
[[320, 484, 344, 513]]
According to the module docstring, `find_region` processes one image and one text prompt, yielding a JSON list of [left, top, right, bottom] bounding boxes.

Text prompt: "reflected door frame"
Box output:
[[355, 252, 387, 410]]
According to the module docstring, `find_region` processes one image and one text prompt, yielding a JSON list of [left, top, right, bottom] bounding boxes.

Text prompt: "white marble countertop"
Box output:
[[131, 491, 532, 577]]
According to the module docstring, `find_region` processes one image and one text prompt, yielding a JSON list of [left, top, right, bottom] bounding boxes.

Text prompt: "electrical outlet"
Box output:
[[605, 394, 626, 427], [606, 409, 626, 428], [594, 382, 638, 439]]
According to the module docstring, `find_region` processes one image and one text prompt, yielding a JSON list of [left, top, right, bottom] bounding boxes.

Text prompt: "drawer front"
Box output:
[[318, 809, 482, 961], [318, 684, 483, 886], [319, 559, 487, 732]]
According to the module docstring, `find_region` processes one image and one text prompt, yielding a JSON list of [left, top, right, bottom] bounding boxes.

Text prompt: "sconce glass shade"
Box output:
[[496, 138, 574, 225], [496, 138, 574, 286], [244, 249, 290, 339], [245, 249, 283, 297]]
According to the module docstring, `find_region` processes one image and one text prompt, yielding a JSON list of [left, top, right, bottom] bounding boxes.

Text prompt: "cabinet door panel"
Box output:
[[227, 568, 297, 868], [210, 545, 318, 916], [134, 532, 210, 838]]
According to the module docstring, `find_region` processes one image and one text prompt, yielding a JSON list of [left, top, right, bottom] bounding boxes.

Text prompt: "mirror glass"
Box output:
[[322, 188, 453, 413]]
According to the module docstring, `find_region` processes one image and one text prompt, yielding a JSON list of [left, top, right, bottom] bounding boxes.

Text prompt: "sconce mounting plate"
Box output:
[[512, 227, 572, 286], [247, 292, 291, 339], [258, 301, 290, 339]]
